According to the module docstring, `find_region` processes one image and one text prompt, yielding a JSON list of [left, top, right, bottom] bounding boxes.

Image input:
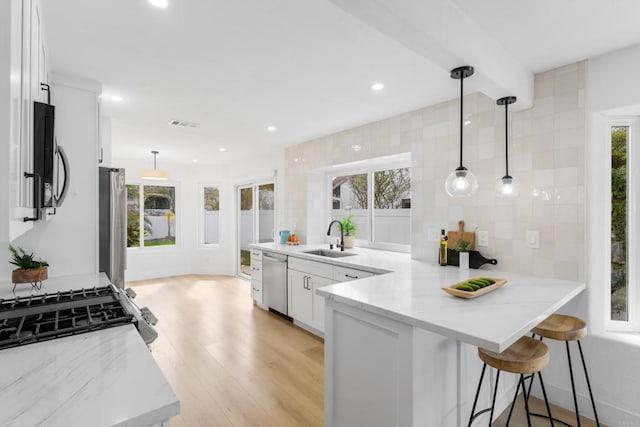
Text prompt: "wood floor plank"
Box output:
[[129, 274, 598, 427]]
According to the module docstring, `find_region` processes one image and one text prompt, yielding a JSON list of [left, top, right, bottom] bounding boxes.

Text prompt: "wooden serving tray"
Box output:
[[442, 276, 507, 299]]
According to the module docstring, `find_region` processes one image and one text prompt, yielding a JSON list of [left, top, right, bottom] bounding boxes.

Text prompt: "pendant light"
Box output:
[[495, 96, 518, 198], [445, 66, 478, 198], [139, 150, 170, 181]]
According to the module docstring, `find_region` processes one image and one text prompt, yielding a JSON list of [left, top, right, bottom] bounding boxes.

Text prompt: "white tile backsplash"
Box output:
[[284, 62, 585, 280]]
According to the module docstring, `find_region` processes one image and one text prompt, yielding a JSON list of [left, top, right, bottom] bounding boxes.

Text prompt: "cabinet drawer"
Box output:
[[288, 257, 333, 279], [333, 265, 374, 282], [251, 260, 262, 282], [251, 279, 263, 304], [250, 249, 262, 262]]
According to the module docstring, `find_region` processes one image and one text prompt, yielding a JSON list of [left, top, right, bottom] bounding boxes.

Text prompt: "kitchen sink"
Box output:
[[303, 249, 357, 258]]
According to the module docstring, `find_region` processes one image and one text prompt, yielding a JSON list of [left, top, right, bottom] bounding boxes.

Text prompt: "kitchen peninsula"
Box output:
[[251, 243, 585, 426]]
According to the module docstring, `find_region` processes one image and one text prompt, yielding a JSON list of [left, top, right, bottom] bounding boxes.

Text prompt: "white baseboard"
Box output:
[[531, 381, 640, 425]]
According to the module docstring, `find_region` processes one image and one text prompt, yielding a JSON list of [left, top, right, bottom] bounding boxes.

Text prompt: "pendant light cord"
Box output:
[[459, 73, 464, 169], [504, 102, 509, 177]]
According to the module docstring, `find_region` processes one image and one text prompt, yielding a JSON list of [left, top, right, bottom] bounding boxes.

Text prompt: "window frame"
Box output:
[[606, 118, 640, 332], [199, 182, 222, 248], [126, 180, 180, 251], [326, 157, 411, 253]]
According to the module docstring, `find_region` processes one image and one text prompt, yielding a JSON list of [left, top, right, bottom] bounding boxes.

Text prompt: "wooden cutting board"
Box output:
[[447, 221, 475, 251]]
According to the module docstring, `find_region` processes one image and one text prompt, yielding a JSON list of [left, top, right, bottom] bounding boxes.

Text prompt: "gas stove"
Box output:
[[0, 285, 157, 351]]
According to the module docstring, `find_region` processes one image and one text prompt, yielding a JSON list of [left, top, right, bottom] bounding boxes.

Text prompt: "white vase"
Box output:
[[459, 252, 469, 270], [343, 235, 355, 249]]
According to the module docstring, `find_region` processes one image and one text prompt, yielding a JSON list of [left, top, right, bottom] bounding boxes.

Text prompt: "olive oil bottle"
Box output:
[[439, 229, 448, 266]]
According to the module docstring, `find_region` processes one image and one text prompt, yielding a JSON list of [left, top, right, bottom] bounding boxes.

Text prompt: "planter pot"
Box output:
[[12, 266, 48, 284], [459, 252, 470, 270], [343, 235, 355, 249]]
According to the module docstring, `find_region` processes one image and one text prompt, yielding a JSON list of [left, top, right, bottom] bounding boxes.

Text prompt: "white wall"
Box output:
[[568, 43, 640, 423], [2, 75, 101, 280]]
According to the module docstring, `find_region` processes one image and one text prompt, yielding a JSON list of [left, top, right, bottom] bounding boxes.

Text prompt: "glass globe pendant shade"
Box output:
[[445, 167, 478, 198], [495, 175, 519, 198]]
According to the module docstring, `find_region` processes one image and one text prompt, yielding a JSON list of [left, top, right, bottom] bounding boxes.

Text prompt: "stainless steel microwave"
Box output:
[[30, 98, 69, 221]]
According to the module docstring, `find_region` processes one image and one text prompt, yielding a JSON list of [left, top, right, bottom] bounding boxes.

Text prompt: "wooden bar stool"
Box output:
[[468, 336, 554, 426], [530, 314, 600, 427]]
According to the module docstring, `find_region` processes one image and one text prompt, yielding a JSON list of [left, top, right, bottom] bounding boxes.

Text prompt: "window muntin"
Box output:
[[126, 184, 176, 248], [203, 186, 220, 245]]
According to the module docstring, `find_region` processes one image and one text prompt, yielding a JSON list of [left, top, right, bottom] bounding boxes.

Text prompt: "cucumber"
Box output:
[[465, 282, 481, 290], [455, 284, 475, 292], [479, 277, 496, 285], [468, 280, 487, 288]]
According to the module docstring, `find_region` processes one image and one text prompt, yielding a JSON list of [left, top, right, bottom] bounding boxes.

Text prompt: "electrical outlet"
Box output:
[[477, 230, 489, 247], [526, 230, 540, 249]]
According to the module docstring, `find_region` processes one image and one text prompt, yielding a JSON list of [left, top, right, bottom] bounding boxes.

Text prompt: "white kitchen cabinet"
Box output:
[[288, 256, 336, 333], [308, 273, 332, 331], [288, 269, 314, 326], [251, 255, 263, 304], [1, 0, 51, 242]]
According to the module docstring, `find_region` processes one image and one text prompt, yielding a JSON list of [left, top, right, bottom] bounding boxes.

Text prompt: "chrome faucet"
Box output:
[[327, 220, 344, 251]]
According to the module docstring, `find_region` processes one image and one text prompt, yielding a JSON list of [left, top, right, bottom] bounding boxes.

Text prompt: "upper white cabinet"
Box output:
[[1, 0, 51, 242]]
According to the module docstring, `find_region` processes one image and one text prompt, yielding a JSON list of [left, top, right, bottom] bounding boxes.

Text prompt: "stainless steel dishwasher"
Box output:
[[262, 251, 289, 318]]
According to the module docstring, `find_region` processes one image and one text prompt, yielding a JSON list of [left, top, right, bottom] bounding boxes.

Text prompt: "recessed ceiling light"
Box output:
[[192, 159, 198, 163], [219, 148, 226, 152], [110, 95, 124, 102], [351, 144, 362, 152], [267, 126, 277, 132], [371, 83, 384, 91], [149, 0, 168, 8]]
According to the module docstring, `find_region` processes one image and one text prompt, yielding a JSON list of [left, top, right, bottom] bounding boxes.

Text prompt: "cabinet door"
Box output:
[[309, 274, 333, 331], [288, 269, 313, 325]]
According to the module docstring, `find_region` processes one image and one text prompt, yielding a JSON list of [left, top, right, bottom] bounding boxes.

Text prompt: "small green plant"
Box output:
[[453, 239, 473, 252], [8, 246, 48, 270], [341, 214, 357, 236]]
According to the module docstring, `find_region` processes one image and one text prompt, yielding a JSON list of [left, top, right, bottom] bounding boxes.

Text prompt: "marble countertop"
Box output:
[[251, 243, 585, 353], [0, 273, 179, 426]]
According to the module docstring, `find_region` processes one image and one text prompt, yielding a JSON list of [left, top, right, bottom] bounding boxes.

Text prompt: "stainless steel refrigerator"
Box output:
[[99, 167, 127, 288]]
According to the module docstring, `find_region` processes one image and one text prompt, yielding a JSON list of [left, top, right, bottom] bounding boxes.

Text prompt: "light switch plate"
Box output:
[[477, 230, 489, 247], [526, 230, 540, 249], [427, 228, 440, 242]]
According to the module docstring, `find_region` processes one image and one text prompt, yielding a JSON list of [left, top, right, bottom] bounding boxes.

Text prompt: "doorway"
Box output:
[[237, 182, 275, 278]]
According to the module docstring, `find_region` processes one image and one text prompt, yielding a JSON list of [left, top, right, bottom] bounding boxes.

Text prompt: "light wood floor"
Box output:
[[129, 275, 598, 427]]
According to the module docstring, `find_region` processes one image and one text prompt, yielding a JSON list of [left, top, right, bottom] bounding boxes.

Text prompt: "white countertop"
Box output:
[[0, 273, 179, 426], [251, 243, 585, 353]]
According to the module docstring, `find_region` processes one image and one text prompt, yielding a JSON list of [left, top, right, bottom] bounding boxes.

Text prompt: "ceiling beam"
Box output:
[[328, 0, 534, 109]]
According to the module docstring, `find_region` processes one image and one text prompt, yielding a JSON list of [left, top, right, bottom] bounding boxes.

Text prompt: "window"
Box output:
[[330, 162, 411, 249], [607, 118, 639, 331], [203, 185, 220, 245], [127, 183, 177, 248], [611, 126, 628, 321]]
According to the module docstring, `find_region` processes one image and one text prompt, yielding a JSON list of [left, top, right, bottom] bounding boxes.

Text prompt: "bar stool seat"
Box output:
[[479, 336, 549, 374], [532, 314, 587, 341], [468, 336, 554, 426], [530, 314, 600, 427]]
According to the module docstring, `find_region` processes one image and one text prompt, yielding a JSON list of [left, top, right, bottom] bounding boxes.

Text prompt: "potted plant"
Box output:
[[341, 214, 357, 249], [9, 246, 48, 290], [454, 239, 472, 269]]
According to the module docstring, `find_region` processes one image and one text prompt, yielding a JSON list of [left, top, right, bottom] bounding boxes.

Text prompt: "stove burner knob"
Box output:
[[125, 288, 137, 299], [140, 307, 158, 326]]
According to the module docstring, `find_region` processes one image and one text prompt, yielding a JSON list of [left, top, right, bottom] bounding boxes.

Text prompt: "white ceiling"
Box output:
[[41, 0, 640, 166]]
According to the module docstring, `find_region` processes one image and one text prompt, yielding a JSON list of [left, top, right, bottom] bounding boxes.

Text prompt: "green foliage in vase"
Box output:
[[453, 239, 473, 252], [8, 246, 49, 270], [341, 214, 357, 236]]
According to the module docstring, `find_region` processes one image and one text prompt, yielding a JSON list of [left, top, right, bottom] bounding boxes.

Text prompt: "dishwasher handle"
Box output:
[[263, 254, 287, 262]]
